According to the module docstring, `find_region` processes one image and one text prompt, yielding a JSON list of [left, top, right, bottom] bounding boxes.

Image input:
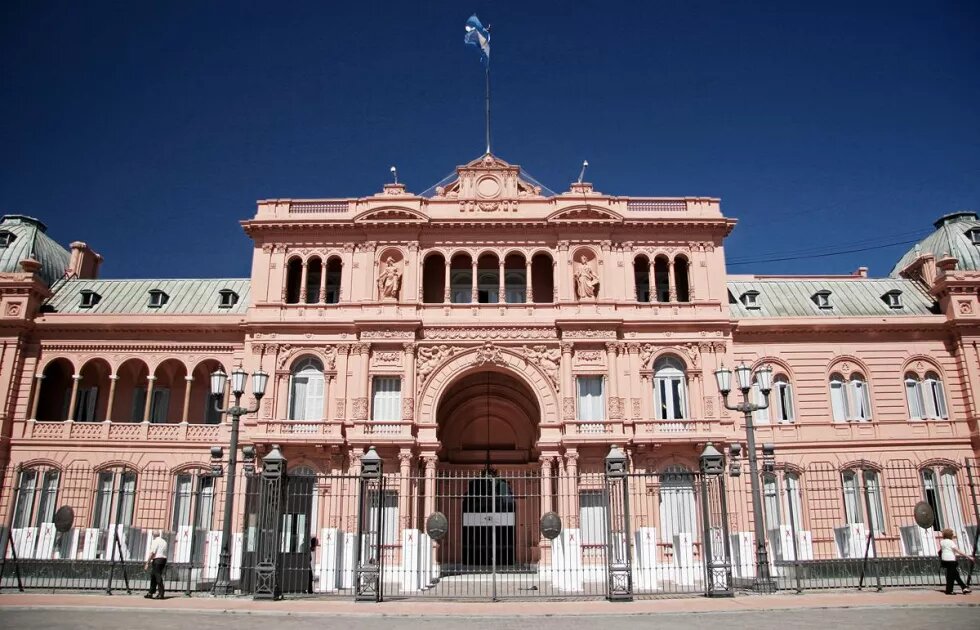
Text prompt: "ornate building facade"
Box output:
[[1, 154, 978, 596]]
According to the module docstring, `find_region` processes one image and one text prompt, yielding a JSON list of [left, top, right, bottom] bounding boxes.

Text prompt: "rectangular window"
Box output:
[[906, 380, 924, 420], [131, 388, 146, 422], [150, 388, 170, 424], [654, 377, 687, 420], [576, 376, 605, 421], [842, 471, 861, 526], [579, 490, 608, 546], [849, 381, 871, 421], [12, 469, 38, 529], [92, 471, 115, 529], [776, 381, 795, 422], [172, 474, 193, 531], [752, 383, 770, 424], [659, 473, 697, 543], [763, 475, 781, 529], [371, 377, 402, 422], [785, 474, 803, 530], [35, 470, 60, 527], [830, 380, 848, 422], [367, 490, 399, 546], [922, 471, 943, 531], [74, 387, 99, 422], [864, 471, 885, 535], [938, 471, 965, 541]]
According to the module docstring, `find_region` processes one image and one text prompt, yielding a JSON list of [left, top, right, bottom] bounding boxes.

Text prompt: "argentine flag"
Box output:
[[464, 14, 490, 66]]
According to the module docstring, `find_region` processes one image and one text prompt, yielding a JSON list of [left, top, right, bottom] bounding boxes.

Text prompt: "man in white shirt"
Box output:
[[144, 530, 169, 599]]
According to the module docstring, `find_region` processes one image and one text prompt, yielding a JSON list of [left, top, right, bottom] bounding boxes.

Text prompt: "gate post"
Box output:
[[699, 443, 734, 597], [355, 446, 383, 602], [254, 445, 287, 600], [604, 445, 633, 601]]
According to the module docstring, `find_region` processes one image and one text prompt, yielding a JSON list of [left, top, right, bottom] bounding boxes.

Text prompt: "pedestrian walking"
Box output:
[[939, 528, 972, 595], [145, 530, 169, 599]]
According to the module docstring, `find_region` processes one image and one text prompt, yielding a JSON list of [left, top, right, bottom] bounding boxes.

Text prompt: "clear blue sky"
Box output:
[[1, 1, 977, 279]]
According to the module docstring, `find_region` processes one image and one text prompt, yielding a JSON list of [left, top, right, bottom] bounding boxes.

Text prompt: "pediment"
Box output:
[[353, 207, 429, 224], [547, 206, 624, 224]]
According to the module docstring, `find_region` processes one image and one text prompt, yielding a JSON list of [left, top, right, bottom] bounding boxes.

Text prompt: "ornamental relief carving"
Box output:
[[360, 330, 416, 340], [631, 398, 642, 419], [335, 399, 346, 419], [562, 397, 576, 421], [561, 329, 617, 340], [415, 345, 460, 391], [574, 350, 605, 367], [351, 397, 368, 420], [473, 342, 505, 366], [402, 397, 415, 420], [608, 397, 624, 420], [371, 351, 402, 367], [422, 327, 554, 340], [521, 345, 560, 391]]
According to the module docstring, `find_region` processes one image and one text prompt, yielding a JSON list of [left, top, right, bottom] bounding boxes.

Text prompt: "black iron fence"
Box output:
[[1, 455, 978, 600]]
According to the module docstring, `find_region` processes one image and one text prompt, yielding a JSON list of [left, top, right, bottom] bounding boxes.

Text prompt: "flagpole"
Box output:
[[485, 63, 491, 154]]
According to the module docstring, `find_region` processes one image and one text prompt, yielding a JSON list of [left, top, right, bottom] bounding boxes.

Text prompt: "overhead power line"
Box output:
[[727, 238, 922, 267]]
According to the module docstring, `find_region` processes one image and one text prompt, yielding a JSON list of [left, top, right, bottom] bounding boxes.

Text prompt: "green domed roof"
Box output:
[[0, 215, 71, 287], [890, 211, 980, 277]]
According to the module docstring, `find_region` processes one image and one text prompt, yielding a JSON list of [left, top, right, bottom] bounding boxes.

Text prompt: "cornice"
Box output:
[[40, 342, 239, 353]]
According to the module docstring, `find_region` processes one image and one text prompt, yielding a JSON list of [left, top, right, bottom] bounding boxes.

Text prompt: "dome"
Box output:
[[890, 211, 980, 277], [0, 215, 71, 287]]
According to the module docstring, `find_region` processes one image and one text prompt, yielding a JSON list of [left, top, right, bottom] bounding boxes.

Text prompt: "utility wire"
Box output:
[[727, 238, 922, 267], [728, 228, 930, 261]]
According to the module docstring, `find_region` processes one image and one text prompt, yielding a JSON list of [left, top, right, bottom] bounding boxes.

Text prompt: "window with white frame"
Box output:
[[922, 372, 948, 419], [367, 490, 399, 546], [830, 373, 849, 421], [659, 465, 698, 543], [842, 469, 885, 534], [921, 469, 943, 531], [172, 474, 215, 532], [654, 356, 687, 420], [752, 379, 770, 424], [579, 490, 608, 546], [288, 357, 325, 421], [763, 473, 781, 530], [92, 470, 137, 530], [773, 375, 795, 422], [12, 468, 60, 529], [371, 376, 402, 422], [785, 472, 804, 529], [848, 374, 872, 421], [576, 376, 605, 421], [938, 468, 966, 545], [905, 373, 925, 420]]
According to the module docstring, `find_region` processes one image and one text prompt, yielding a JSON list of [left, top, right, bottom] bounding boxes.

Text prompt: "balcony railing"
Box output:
[[257, 420, 343, 439], [633, 418, 714, 436], [349, 420, 414, 439], [24, 420, 226, 443]]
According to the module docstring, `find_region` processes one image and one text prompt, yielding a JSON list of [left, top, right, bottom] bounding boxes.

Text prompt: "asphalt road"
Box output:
[[0, 607, 976, 630]]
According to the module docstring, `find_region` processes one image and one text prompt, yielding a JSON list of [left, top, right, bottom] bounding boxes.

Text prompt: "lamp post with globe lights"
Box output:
[[209, 366, 268, 595], [714, 362, 775, 592]]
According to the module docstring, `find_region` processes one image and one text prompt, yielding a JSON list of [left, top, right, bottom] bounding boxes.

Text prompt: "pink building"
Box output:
[[0, 154, 977, 598]]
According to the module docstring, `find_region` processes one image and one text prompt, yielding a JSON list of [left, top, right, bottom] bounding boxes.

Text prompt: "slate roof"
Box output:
[[727, 278, 936, 318], [0, 215, 71, 287], [891, 212, 980, 276], [45, 278, 250, 315]]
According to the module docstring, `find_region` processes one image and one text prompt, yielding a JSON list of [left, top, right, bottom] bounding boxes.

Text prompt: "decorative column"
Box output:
[[525, 258, 533, 304], [443, 258, 452, 303], [667, 259, 676, 302], [334, 344, 350, 420], [641, 374, 653, 423], [181, 375, 194, 423], [498, 259, 506, 303], [323, 374, 333, 421], [625, 344, 641, 424], [686, 259, 696, 301], [560, 342, 574, 423], [422, 454, 437, 520], [406, 242, 419, 303], [143, 375, 156, 422], [67, 374, 82, 421], [318, 259, 327, 303], [470, 259, 478, 303], [648, 259, 655, 301], [540, 456, 554, 515], [606, 342, 620, 419], [341, 243, 355, 302], [351, 343, 371, 421], [566, 450, 580, 527], [556, 241, 570, 301], [599, 240, 612, 300], [398, 450, 413, 529], [622, 242, 636, 301], [29, 374, 45, 421], [105, 374, 118, 422], [403, 343, 416, 421], [299, 261, 309, 304]]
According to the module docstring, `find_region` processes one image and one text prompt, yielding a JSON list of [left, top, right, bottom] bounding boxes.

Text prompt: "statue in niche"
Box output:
[[377, 256, 402, 299], [574, 255, 600, 299]]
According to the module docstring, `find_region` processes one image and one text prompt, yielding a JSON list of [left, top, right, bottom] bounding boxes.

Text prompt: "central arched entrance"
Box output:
[[435, 369, 541, 572]]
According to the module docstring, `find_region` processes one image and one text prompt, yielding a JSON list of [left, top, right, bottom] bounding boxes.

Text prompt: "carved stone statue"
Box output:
[[574, 255, 600, 299], [377, 256, 402, 299]]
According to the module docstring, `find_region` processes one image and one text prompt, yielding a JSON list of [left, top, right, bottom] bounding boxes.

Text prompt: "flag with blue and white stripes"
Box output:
[[464, 14, 490, 66]]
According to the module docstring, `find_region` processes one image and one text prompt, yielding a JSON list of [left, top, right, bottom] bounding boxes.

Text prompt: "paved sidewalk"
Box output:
[[0, 589, 976, 617]]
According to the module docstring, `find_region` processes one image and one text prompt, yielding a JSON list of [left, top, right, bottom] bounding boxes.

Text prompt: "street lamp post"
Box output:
[[714, 362, 775, 592], [209, 366, 269, 595]]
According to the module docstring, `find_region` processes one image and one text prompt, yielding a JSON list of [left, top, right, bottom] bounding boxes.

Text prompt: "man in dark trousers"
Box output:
[[144, 530, 168, 599]]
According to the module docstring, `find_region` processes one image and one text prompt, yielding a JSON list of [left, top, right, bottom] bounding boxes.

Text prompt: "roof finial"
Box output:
[[389, 165, 398, 185], [577, 160, 589, 184]]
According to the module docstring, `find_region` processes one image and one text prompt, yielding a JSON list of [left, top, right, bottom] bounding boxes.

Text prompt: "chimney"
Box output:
[[68, 242, 103, 279], [936, 255, 958, 276], [852, 267, 868, 278]]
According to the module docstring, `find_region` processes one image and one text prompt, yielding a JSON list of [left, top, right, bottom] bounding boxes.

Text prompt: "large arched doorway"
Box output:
[[435, 369, 541, 572], [436, 370, 540, 466]]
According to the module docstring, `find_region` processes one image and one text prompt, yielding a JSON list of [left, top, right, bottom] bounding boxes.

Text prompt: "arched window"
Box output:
[[12, 467, 60, 530], [785, 472, 803, 529], [653, 256, 670, 302], [848, 374, 871, 421], [674, 256, 690, 303], [93, 469, 137, 531], [905, 373, 924, 420], [752, 378, 770, 425], [504, 253, 526, 303], [763, 473, 781, 529], [922, 372, 948, 419], [285, 258, 302, 304], [530, 253, 554, 303], [288, 357, 325, 421], [422, 253, 446, 303], [477, 253, 499, 303], [773, 375, 795, 423], [450, 254, 472, 303], [654, 356, 687, 420], [829, 373, 848, 422], [938, 468, 966, 546], [659, 465, 697, 543], [633, 256, 651, 302], [305, 257, 322, 303], [841, 468, 884, 534], [172, 473, 215, 540], [324, 257, 342, 304]]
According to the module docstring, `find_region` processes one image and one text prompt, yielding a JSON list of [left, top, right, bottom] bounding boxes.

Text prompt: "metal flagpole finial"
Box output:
[[578, 160, 589, 184], [390, 166, 398, 184]]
